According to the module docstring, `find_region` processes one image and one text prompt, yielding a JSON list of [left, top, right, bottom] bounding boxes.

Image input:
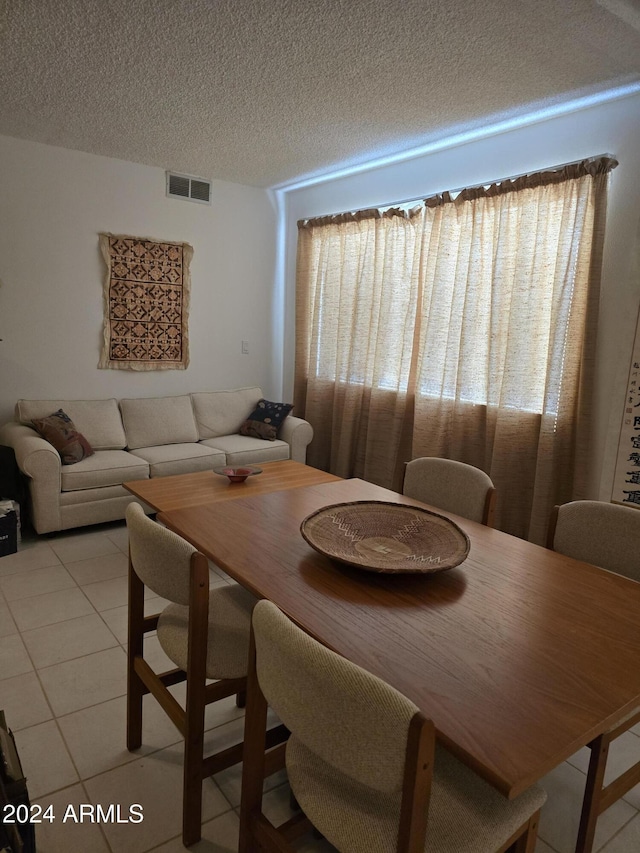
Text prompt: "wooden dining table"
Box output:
[[156, 475, 640, 801]]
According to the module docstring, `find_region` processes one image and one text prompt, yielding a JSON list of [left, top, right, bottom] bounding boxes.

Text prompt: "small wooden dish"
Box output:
[[213, 466, 262, 483]]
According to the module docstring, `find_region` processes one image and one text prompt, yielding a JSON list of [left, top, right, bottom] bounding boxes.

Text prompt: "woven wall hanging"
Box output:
[[98, 233, 192, 370]]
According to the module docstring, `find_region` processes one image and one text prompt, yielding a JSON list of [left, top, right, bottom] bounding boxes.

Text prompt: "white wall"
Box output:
[[0, 135, 279, 424], [282, 92, 640, 500]]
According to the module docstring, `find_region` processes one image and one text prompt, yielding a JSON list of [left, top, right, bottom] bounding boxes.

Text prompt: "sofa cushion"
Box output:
[[200, 435, 290, 466], [191, 387, 262, 440], [31, 409, 95, 465], [60, 450, 149, 492], [131, 443, 225, 478], [120, 396, 198, 450], [240, 399, 293, 441], [16, 399, 126, 450]]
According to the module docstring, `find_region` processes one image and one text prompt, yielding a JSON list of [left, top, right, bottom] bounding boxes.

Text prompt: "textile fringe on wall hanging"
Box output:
[[98, 233, 193, 371]]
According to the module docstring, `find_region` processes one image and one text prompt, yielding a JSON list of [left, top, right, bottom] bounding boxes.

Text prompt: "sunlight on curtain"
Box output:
[[294, 158, 616, 541]]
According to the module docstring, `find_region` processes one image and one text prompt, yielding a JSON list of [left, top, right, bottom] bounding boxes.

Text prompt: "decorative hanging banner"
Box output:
[[98, 234, 192, 370], [611, 219, 640, 509], [611, 310, 640, 509]]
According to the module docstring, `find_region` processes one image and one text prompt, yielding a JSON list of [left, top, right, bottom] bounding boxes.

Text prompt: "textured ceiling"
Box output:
[[1, 0, 639, 188]]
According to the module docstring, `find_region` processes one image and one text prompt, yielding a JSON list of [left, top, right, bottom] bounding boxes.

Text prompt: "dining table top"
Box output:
[[123, 459, 341, 513], [157, 475, 640, 800]]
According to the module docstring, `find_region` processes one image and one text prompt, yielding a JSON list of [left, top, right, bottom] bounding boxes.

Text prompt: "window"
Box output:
[[294, 157, 615, 541]]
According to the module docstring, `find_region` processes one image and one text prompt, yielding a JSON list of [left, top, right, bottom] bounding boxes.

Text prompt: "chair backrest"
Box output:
[[548, 500, 640, 581], [403, 457, 495, 525], [126, 502, 196, 605], [252, 600, 421, 795]]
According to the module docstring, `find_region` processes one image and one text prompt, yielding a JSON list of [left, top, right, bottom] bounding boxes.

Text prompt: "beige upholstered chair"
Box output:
[[403, 457, 497, 526], [126, 503, 285, 846], [547, 499, 638, 579], [547, 499, 640, 853], [239, 600, 546, 853]]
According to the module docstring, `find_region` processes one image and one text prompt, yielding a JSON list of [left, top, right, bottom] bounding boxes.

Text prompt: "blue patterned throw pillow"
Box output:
[[240, 399, 293, 441]]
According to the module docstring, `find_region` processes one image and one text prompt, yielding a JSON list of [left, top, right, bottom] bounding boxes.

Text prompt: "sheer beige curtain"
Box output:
[[294, 158, 616, 541]]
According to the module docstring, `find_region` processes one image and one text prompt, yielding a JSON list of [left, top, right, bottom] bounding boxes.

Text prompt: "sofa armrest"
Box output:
[[0, 422, 62, 533], [279, 416, 313, 464]]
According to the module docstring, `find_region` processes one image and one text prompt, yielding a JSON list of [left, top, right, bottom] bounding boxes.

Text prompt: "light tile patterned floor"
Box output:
[[1, 521, 640, 852]]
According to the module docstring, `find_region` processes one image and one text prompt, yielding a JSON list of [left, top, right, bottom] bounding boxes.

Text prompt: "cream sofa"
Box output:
[[0, 387, 313, 534]]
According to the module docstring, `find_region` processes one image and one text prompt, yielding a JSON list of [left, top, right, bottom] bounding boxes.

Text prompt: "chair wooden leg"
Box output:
[[236, 690, 247, 708], [239, 627, 269, 853], [126, 554, 145, 751], [182, 553, 210, 847], [576, 735, 610, 853], [182, 692, 206, 847]]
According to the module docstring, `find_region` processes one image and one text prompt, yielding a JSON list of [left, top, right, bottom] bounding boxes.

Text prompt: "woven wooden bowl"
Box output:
[[300, 501, 470, 574]]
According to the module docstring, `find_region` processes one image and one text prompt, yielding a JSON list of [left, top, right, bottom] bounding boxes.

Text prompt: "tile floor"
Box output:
[[1, 521, 640, 852]]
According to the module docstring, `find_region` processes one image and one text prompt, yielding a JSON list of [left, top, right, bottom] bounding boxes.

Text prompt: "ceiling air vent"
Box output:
[[166, 172, 211, 205]]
